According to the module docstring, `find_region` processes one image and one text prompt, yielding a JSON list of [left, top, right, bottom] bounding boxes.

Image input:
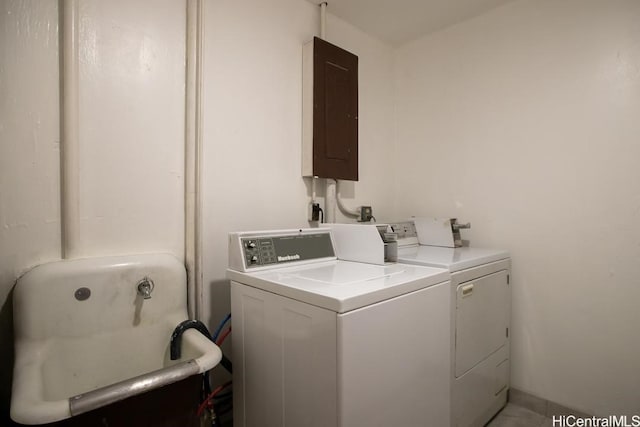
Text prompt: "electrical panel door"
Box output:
[[303, 37, 358, 180]]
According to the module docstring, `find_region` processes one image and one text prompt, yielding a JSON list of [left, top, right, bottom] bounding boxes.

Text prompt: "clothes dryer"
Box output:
[[390, 220, 511, 427]]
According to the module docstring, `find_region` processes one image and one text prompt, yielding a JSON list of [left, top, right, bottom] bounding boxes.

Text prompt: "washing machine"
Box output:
[[389, 220, 511, 427], [227, 228, 451, 427]]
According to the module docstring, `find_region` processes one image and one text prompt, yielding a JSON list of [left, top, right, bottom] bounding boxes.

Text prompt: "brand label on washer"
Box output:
[[242, 232, 334, 268]]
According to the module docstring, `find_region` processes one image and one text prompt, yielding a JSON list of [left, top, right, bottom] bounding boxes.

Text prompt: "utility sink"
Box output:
[[10, 254, 222, 425]]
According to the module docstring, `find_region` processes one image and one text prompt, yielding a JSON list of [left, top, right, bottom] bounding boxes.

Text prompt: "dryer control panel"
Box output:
[[388, 221, 419, 247]]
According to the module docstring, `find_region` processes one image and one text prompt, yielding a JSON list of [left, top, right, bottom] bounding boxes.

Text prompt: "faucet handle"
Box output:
[[137, 277, 155, 299]]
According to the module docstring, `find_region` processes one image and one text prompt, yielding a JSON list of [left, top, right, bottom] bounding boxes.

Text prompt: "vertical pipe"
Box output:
[[320, 2, 327, 40], [185, 0, 204, 320], [60, 0, 80, 259], [319, 2, 335, 222], [185, 0, 196, 319], [194, 0, 204, 322], [325, 179, 336, 223]]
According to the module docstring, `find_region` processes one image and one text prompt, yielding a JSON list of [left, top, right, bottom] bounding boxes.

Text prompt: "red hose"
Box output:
[[216, 327, 231, 346], [197, 380, 232, 417]]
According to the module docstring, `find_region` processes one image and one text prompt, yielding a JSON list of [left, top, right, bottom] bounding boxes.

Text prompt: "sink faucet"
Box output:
[[137, 277, 154, 299]]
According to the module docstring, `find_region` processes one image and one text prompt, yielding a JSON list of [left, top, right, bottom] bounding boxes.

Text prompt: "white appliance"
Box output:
[[413, 217, 471, 248], [390, 220, 511, 427], [227, 228, 451, 427], [327, 223, 398, 264]]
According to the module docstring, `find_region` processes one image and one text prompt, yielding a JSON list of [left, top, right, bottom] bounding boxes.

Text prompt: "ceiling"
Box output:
[[308, 0, 515, 46]]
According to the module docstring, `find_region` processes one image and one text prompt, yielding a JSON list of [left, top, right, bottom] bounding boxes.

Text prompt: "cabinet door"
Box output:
[[231, 282, 338, 427], [313, 37, 358, 181], [338, 282, 450, 427], [455, 270, 509, 377]]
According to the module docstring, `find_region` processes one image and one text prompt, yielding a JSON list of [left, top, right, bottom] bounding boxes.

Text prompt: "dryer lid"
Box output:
[[398, 245, 509, 272]]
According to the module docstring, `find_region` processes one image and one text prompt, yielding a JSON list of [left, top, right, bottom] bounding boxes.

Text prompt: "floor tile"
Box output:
[[509, 388, 548, 416], [539, 418, 555, 427], [487, 403, 550, 427], [546, 401, 590, 419]]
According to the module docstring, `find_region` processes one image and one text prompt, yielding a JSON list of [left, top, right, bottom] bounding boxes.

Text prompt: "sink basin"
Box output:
[[10, 253, 221, 425]]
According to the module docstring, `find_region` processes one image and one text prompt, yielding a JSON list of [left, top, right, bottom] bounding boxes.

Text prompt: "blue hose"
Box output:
[[212, 313, 231, 342]]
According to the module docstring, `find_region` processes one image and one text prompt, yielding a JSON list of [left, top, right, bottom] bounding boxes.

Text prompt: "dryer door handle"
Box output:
[[461, 283, 474, 297]]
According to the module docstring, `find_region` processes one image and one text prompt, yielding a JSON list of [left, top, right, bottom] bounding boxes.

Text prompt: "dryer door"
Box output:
[[455, 270, 509, 377]]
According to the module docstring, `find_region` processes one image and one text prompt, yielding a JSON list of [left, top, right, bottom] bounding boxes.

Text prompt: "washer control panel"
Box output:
[[389, 221, 417, 239], [241, 232, 334, 268]]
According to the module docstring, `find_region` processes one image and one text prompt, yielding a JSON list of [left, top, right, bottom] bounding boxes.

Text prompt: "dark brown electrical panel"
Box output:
[[304, 37, 358, 181]]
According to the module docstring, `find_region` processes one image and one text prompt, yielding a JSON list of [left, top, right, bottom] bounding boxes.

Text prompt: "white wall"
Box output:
[[393, 0, 640, 416], [75, 0, 185, 257], [201, 0, 395, 330], [0, 1, 186, 423], [1, 0, 393, 420], [0, 1, 61, 420]]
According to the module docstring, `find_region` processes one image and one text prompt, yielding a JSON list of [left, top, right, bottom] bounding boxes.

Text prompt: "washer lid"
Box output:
[[397, 245, 509, 272], [227, 260, 448, 313]]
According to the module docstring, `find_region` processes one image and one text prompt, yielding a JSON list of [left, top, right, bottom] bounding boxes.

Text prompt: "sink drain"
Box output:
[[74, 287, 91, 301]]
